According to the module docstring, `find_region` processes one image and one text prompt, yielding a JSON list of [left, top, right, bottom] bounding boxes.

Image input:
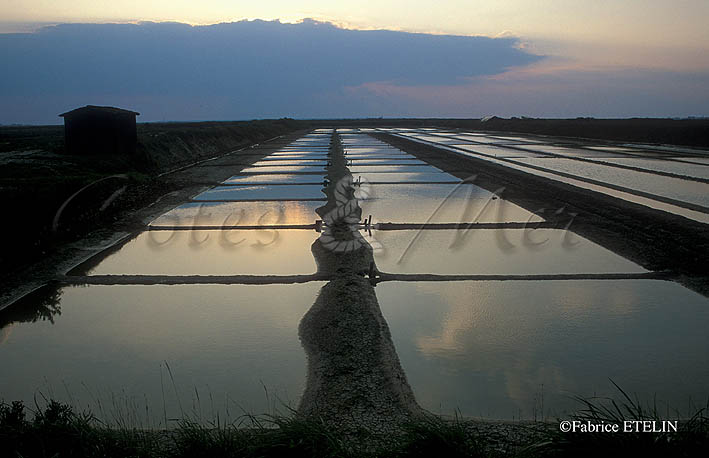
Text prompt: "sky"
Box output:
[[1, 1, 708, 124]]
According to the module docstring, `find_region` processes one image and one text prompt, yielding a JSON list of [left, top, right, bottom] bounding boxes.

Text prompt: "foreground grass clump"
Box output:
[[2, 390, 708, 457], [390, 414, 505, 458], [0, 400, 161, 457], [174, 414, 354, 458], [524, 382, 709, 458], [0, 401, 505, 458], [170, 412, 509, 458]]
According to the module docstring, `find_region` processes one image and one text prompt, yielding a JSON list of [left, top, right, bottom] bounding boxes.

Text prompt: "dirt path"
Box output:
[[297, 131, 424, 436]]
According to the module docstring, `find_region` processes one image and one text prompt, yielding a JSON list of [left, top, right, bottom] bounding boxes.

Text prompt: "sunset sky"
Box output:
[[2, 1, 708, 123]]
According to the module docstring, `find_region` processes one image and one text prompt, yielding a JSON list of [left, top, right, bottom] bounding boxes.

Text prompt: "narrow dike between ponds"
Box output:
[[296, 130, 424, 435]]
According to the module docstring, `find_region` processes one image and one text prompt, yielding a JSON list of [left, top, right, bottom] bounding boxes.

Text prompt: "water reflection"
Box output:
[[5, 129, 706, 429], [376, 280, 709, 418], [0, 283, 321, 426], [150, 201, 323, 227], [512, 157, 709, 208], [82, 230, 320, 276], [365, 229, 644, 275], [193, 184, 326, 201], [358, 182, 542, 224], [0, 285, 62, 331]]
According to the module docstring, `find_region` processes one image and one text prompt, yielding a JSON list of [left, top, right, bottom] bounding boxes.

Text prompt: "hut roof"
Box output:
[[59, 105, 140, 117]]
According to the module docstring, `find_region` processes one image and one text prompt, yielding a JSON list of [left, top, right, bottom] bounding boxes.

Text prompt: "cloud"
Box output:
[[4, 20, 704, 123], [340, 65, 709, 118], [0, 19, 542, 123]]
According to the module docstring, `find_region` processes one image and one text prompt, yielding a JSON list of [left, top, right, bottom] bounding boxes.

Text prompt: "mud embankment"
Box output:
[[136, 120, 302, 172], [297, 131, 423, 436]]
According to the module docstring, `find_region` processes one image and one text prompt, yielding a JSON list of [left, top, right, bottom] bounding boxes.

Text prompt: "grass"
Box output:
[[0, 399, 163, 458], [174, 413, 354, 458], [0, 399, 511, 457], [521, 381, 709, 458], [390, 413, 504, 458], [5, 383, 706, 457]]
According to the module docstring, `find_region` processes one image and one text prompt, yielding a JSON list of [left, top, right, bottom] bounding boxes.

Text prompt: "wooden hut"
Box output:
[[59, 105, 139, 155]]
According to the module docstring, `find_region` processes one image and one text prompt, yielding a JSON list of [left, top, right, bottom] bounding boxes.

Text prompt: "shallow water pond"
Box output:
[[450, 144, 548, 158], [249, 159, 329, 166], [223, 174, 326, 185], [513, 157, 709, 208], [598, 158, 709, 180], [520, 145, 632, 158], [348, 164, 443, 173], [366, 229, 645, 275], [193, 184, 325, 201], [150, 201, 322, 227], [444, 135, 508, 144], [277, 147, 329, 152], [342, 148, 406, 155], [84, 230, 319, 276], [677, 157, 709, 165], [447, 148, 709, 223], [344, 148, 409, 155], [376, 280, 709, 418], [348, 159, 427, 166], [0, 283, 323, 426], [349, 171, 459, 183], [344, 153, 412, 160], [488, 135, 544, 143], [239, 165, 327, 173], [357, 183, 540, 224], [410, 136, 466, 145], [258, 155, 330, 160], [267, 152, 328, 158]]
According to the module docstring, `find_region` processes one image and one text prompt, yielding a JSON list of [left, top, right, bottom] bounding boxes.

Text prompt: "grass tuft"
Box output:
[[524, 380, 709, 458], [1, 399, 164, 458], [388, 412, 497, 458], [3, 384, 708, 457], [174, 408, 354, 458]]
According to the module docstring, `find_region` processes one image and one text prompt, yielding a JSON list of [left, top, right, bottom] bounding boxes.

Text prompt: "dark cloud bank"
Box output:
[[0, 20, 542, 124]]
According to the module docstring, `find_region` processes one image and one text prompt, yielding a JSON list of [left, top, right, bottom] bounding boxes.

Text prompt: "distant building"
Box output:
[[59, 105, 139, 155], [480, 115, 501, 123]]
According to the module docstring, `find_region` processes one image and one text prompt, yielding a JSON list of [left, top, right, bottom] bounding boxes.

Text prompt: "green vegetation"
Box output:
[[2, 385, 707, 457], [0, 400, 512, 458], [0, 400, 163, 458], [523, 382, 709, 458]]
